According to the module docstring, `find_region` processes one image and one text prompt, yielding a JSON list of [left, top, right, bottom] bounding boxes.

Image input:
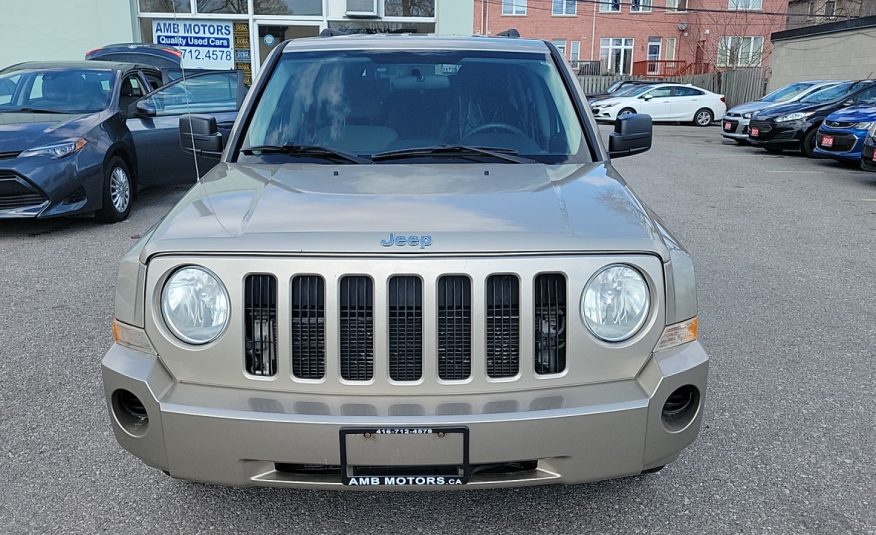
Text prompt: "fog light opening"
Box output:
[[111, 389, 149, 437], [661, 385, 700, 432]]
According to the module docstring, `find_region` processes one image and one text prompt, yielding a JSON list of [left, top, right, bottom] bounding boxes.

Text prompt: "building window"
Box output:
[[138, 0, 192, 13], [600, 38, 634, 74], [552, 0, 576, 15], [666, 0, 687, 11], [728, 0, 763, 10], [632, 0, 652, 12], [385, 0, 435, 17], [717, 36, 764, 66], [553, 39, 567, 57], [197, 0, 248, 14], [570, 41, 581, 64], [599, 0, 621, 12], [502, 0, 527, 15], [253, 0, 323, 15], [824, 0, 836, 17], [665, 37, 677, 60]]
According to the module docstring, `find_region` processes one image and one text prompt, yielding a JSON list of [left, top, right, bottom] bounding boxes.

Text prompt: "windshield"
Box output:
[[621, 85, 656, 97], [800, 82, 854, 104], [0, 68, 114, 113], [761, 82, 815, 103], [240, 50, 588, 164]]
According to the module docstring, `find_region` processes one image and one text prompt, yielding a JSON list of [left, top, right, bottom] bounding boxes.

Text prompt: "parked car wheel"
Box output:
[[96, 156, 133, 223], [693, 108, 713, 127], [618, 107, 637, 118], [801, 128, 819, 158]]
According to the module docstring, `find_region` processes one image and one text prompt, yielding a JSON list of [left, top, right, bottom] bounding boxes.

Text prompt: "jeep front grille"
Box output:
[[485, 275, 520, 378], [339, 276, 374, 381], [291, 275, 326, 379], [437, 276, 471, 381], [388, 276, 423, 381], [534, 274, 567, 375], [244, 274, 278, 377]]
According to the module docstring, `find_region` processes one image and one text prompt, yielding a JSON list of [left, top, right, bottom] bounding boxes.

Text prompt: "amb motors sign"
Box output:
[[153, 20, 234, 70]]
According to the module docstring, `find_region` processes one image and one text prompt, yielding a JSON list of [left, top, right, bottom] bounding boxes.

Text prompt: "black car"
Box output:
[[748, 80, 876, 156], [0, 61, 242, 221], [86, 43, 184, 80], [587, 80, 659, 102], [861, 130, 876, 171]]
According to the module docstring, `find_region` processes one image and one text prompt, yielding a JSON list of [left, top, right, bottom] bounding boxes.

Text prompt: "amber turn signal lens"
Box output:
[[653, 317, 698, 353]]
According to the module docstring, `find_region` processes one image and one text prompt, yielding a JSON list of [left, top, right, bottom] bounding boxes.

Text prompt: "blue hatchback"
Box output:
[[814, 106, 876, 162]]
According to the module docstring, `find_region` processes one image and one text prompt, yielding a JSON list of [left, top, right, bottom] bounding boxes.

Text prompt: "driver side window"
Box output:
[[853, 86, 876, 105], [645, 87, 672, 98], [119, 74, 145, 112], [143, 72, 239, 117]]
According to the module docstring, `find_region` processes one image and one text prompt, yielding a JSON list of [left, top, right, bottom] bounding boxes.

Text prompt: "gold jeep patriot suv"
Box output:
[[102, 34, 708, 489]]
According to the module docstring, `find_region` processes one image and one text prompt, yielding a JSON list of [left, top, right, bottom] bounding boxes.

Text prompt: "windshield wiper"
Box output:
[[240, 144, 369, 164], [372, 145, 534, 163]]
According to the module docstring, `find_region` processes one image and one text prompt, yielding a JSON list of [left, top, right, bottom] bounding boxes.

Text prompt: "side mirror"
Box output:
[[641, 95, 652, 101], [179, 114, 223, 159], [608, 113, 652, 159], [135, 100, 156, 117], [841, 99, 855, 107]]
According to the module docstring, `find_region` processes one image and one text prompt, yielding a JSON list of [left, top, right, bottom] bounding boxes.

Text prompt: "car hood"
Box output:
[[825, 105, 876, 123], [595, 98, 624, 107], [753, 100, 833, 120], [0, 112, 98, 153], [727, 100, 777, 115], [141, 162, 669, 261]]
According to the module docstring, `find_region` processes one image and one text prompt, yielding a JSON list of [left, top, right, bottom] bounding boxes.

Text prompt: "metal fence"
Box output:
[[577, 68, 769, 108]]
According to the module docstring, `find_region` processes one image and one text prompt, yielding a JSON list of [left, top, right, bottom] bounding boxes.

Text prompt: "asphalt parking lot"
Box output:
[[1, 125, 874, 534]]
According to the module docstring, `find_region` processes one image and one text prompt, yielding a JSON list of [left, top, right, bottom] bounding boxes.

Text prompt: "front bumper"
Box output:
[[748, 120, 806, 149], [813, 128, 866, 161], [861, 141, 876, 171], [0, 151, 102, 219], [102, 341, 709, 489], [721, 116, 750, 139]]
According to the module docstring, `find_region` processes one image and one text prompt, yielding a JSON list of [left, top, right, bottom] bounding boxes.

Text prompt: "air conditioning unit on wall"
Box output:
[[347, 0, 379, 17]]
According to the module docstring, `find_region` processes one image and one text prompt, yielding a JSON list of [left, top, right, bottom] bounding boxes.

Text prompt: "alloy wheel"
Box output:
[[110, 167, 130, 213]]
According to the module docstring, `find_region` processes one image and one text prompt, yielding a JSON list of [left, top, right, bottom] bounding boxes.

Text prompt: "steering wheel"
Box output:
[[465, 122, 528, 139]]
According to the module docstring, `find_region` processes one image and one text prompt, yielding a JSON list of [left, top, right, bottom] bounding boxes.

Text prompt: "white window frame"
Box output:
[[552, 0, 577, 15], [665, 37, 677, 60], [553, 39, 567, 57], [599, 0, 621, 12], [502, 0, 527, 15], [570, 40, 581, 64], [631, 0, 653, 12], [599, 37, 635, 74], [728, 0, 763, 11], [717, 36, 764, 67], [666, 0, 687, 11]]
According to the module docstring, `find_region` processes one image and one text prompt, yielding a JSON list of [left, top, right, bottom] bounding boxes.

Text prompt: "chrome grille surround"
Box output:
[[145, 254, 666, 395]]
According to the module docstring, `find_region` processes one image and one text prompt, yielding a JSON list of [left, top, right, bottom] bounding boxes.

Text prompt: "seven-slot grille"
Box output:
[[241, 273, 569, 382]]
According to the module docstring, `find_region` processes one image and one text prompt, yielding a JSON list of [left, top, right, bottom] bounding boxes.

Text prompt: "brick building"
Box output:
[[474, 0, 790, 75]]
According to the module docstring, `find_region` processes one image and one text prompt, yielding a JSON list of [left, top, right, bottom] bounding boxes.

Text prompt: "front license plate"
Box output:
[[340, 427, 469, 486], [821, 135, 834, 147], [872, 150, 876, 161], [750, 127, 759, 137], [724, 121, 733, 131]]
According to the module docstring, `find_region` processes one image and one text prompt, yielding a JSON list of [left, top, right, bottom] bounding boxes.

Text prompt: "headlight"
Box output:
[[775, 111, 814, 123], [870, 122, 876, 136], [742, 112, 752, 119], [854, 121, 874, 129], [19, 137, 87, 159], [160, 266, 229, 345], [581, 264, 650, 342]]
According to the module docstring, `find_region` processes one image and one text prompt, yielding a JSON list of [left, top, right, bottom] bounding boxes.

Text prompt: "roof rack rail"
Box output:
[[496, 28, 520, 38], [319, 28, 348, 37]]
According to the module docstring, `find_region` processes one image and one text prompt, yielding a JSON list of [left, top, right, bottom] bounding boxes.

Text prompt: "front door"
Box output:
[[647, 37, 661, 75], [253, 22, 322, 69], [638, 86, 673, 120], [126, 71, 243, 186]]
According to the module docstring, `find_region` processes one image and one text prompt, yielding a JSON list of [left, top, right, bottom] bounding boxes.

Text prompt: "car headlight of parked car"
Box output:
[[19, 137, 87, 159], [161, 266, 230, 345], [775, 111, 814, 123], [581, 264, 650, 342], [742, 112, 753, 119], [853, 121, 874, 129]]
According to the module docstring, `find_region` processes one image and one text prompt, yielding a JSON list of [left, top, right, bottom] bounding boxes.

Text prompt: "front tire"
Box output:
[[801, 128, 819, 158], [96, 156, 133, 223], [618, 107, 636, 118], [693, 108, 713, 127]]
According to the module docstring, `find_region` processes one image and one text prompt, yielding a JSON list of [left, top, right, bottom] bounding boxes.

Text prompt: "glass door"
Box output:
[[252, 21, 323, 72]]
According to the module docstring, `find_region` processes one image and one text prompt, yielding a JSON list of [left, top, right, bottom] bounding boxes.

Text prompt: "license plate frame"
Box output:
[[724, 121, 734, 131], [339, 427, 470, 487], [750, 127, 759, 137], [821, 135, 834, 147]]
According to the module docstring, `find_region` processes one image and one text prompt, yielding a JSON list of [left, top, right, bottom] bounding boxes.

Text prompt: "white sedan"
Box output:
[[590, 83, 726, 127]]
